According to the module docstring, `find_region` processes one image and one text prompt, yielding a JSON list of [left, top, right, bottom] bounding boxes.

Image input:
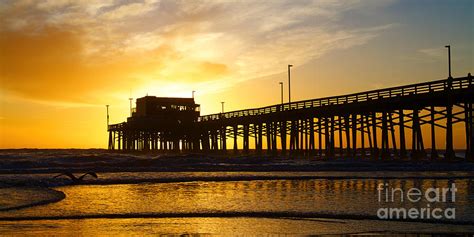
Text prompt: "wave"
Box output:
[[3, 173, 474, 188], [56, 174, 474, 186], [0, 187, 65, 211], [1, 211, 473, 225], [2, 149, 474, 174]]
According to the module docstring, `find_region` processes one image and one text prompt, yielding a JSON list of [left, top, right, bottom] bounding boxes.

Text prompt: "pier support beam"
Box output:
[[324, 117, 330, 157], [281, 121, 287, 154], [399, 109, 407, 158], [233, 125, 238, 152], [360, 115, 366, 158], [372, 112, 379, 158], [243, 124, 250, 153], [345, 115, 351, 157], [445, 104, 455, 159], [381, 112, 389, 159], [211, 130, 218, 151], [318, 118, 322, 156], [389, 113, 397, 158], [266, 122, 272, 152], [201, 131, 210, 151], [430, 106, 438, 159], [411, 109, 425, 159], [220, 126, 227, 152], [465, 103, 473, 160], [338, 116, 343, 157], [309, 119, 315, 154], [272, 121, 278, 153], [330, 116, 335, 157], [289, 120, 296, 153], [351, 114, 357, 158], [253, 124, 258, 153], [108, 131, 114, 150]]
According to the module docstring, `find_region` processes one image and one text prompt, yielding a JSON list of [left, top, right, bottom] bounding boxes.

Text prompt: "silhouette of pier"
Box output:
[[108, 74, 474, 160]]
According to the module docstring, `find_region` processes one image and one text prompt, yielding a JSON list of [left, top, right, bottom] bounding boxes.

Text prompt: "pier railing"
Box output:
[[198, 75, 473, 122], [108, 122, 127, 130]]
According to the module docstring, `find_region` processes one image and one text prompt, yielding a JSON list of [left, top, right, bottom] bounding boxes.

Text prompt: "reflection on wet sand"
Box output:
[[1, 178, 473, 235], [1, 178, 472, 219]]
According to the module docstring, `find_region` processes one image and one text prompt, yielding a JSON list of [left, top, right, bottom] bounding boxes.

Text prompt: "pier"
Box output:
[[108, 74, 474, 160]]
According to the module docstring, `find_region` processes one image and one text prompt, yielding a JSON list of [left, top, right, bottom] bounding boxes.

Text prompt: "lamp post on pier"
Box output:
[[288, 64, 293, 103], [221, 101, 225, 113], [128, 98, 133, 117], [445, 45, 452, 78], [279, 82, 283, 104], [106, 105, 110, 128], [444, 45, 454, 160]]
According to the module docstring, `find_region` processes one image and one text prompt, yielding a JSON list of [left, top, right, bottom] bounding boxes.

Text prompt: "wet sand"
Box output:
[[0, 187, 65, 211]]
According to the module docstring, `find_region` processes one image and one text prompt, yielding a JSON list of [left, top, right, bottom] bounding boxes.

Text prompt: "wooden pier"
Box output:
[[108, 74, 474, 160]]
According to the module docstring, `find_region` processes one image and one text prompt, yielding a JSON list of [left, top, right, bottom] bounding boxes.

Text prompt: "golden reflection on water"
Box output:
[[0, 178, 471, 222], [0, 178, 473, 235]]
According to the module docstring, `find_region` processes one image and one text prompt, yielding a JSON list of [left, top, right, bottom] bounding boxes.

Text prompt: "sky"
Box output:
[[0, 0, 473, 148]]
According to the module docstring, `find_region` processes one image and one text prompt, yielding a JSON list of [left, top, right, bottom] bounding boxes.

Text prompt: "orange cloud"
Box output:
[[1, 0, 395, 106], [0, 27, 84, 99], [0, 25, 226, 104], [200, 61, 229, 76]]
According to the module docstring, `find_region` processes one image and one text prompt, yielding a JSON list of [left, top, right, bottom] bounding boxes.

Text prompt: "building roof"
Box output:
[[137, 96, 196, 105]]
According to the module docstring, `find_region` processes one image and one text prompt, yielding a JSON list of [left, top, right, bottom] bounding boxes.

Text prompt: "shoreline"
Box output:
[[1, 149, 473, 174], [2, 171, 474, 188], [1, 211, 474, 226]]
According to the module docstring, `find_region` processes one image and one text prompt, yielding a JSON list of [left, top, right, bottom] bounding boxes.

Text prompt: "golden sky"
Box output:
[[0, 0, 472, 148]]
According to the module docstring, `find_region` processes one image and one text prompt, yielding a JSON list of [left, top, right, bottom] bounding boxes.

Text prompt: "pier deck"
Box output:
[[108, 75, 474, 160]]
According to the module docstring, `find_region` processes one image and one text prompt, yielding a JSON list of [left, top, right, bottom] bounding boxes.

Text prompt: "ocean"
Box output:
[[1, 149, 473, 235]]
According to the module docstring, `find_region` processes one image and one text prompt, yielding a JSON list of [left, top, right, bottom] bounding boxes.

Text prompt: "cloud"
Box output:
[[418, 47, 445, 61], [100, 0, 159, 20], [400, 47, 447, 64], [0, 25, 178, 103], [0, 0, 395, 104]]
